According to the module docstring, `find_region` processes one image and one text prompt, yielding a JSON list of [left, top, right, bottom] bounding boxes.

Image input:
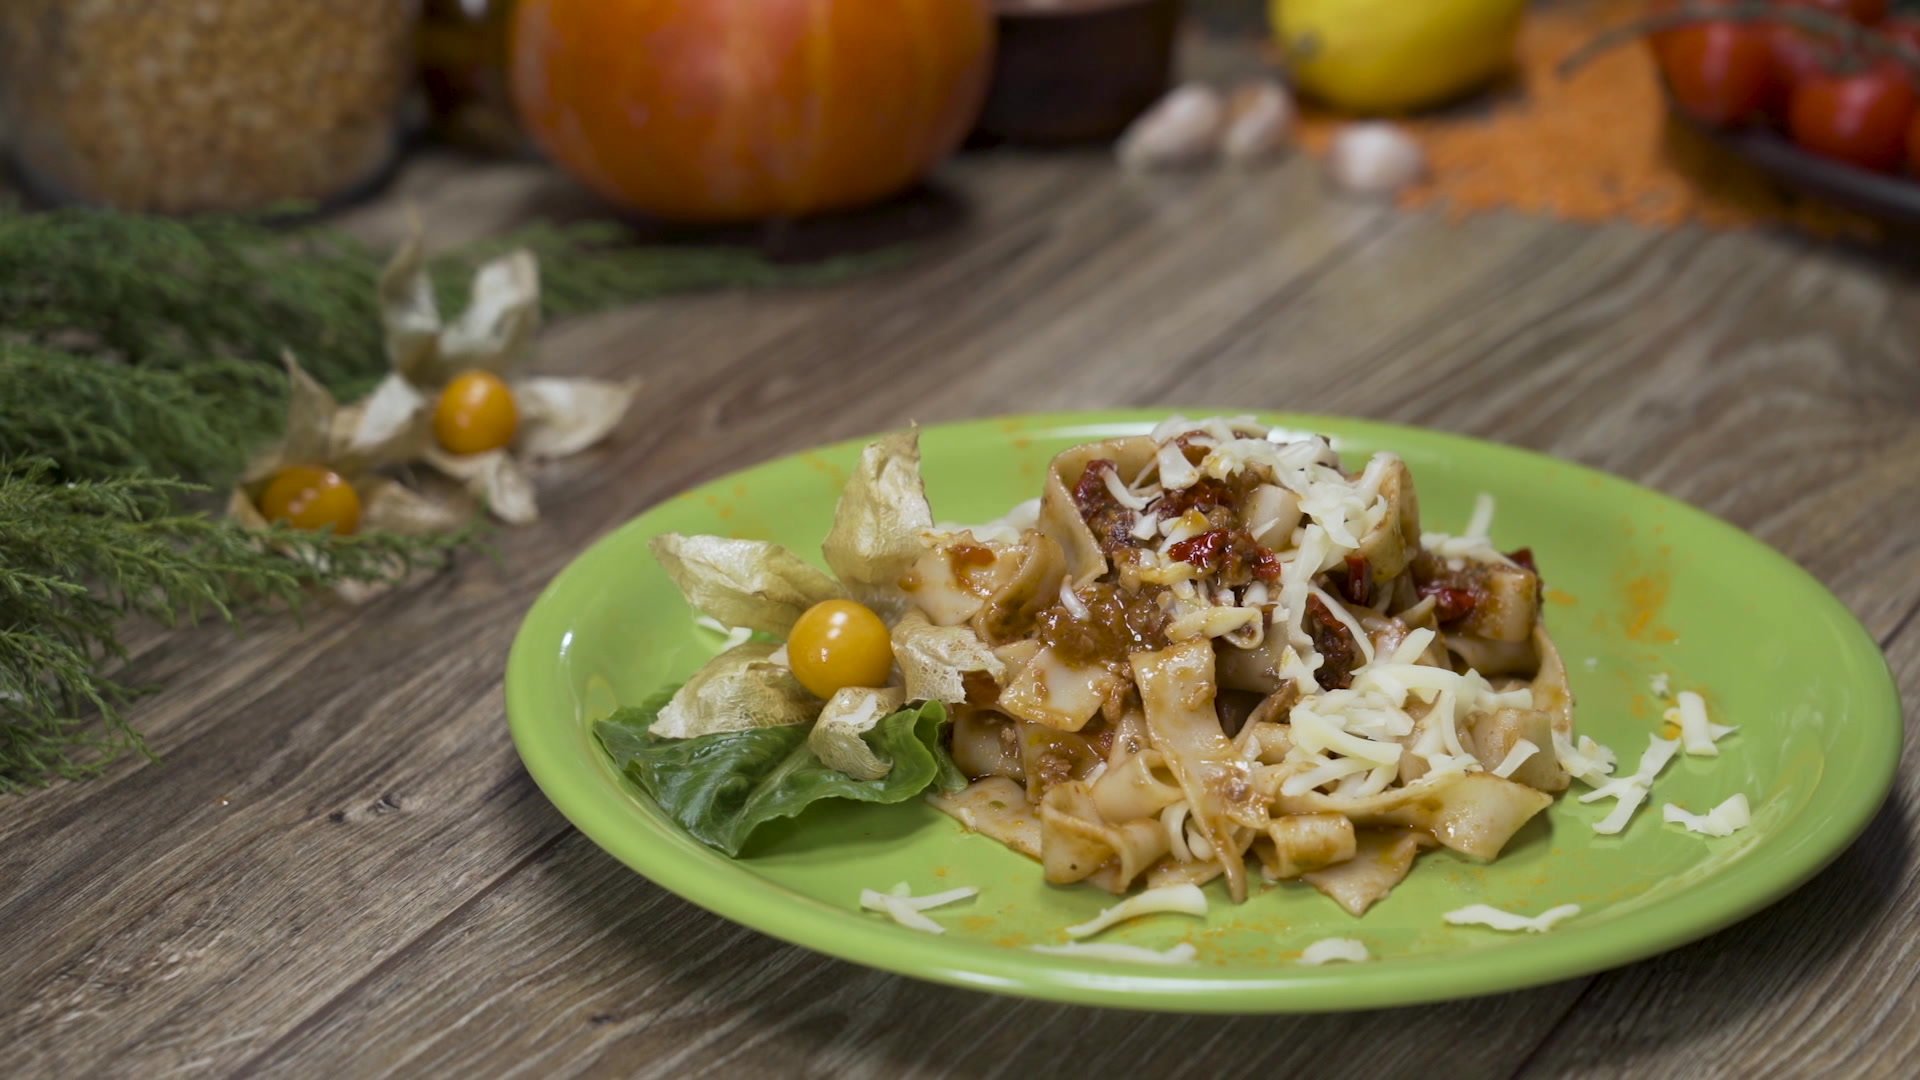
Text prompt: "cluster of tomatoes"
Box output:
[[1651, 0, 1920, 174]]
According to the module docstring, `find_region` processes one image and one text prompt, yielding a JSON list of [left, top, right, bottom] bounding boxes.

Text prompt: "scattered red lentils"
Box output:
[[1293, 0, 1881, 237]]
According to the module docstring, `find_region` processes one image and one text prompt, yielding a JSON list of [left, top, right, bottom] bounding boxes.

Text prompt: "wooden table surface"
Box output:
[[7, 47, 1920, 1078]]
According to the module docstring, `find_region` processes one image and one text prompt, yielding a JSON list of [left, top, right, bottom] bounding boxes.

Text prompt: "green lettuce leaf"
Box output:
[[595, 691, 964, 857]]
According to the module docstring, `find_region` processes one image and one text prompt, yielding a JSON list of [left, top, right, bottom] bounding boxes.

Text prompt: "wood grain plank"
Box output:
[[4, 83, 1920, 1078], [234, 830, 1588, 1080]]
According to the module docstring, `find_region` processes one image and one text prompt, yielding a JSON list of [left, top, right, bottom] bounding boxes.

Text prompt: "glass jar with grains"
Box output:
[[0, 1, 417, 215]]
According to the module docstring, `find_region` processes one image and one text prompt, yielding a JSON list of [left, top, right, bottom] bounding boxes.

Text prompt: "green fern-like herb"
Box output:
[[0, 460, 479, 792], [0, 206, 911, 791]]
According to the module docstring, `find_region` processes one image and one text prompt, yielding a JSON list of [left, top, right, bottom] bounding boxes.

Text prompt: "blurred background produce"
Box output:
[[973, 0, 1184, 144], [1272, 0, 1529, 113], [417, 0, 534, 158], [0, 0, 413, 214], [507, 0, 995, 223]]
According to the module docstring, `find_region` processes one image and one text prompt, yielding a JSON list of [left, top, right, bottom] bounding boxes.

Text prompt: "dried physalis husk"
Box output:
[[511, 376, 640, 461], [808, 686, 908, 781], [438, 250, 542, 377], [228, 354, 469, 602], [653, 641, 821, 739], [421, 445, 538, 525], [651, 533, 847, 637], [378, 230, 639, 523], [822, 429, 934, 618], [891, 611, 1005, 705], [1117, 83, 1225, 171], [378, 231, 444, 384], [1222, 80, 1296, 165]]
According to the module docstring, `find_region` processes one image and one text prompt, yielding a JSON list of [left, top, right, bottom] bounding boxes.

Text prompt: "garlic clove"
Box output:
[[510, 376, 640, 461], [1327, 122, 1426, 196], [1117, 83, 1226, 171], [1221, 81, 1296, 165]]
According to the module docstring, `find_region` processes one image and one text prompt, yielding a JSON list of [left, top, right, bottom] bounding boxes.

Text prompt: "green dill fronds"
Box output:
[[0, 459, 480, 792], [0, 342, 282, 487]]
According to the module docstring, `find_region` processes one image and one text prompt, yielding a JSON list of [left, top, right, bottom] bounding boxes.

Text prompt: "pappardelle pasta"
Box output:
[[601, 416, 1595, 917]]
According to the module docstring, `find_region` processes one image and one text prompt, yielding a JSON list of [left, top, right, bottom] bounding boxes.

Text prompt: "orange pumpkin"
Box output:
[[509, 0, 996, 223]]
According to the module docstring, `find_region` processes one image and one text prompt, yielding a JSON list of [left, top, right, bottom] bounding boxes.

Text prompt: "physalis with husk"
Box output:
[[372, 232, 638, 524], [646, 429, 1006, 783], [229, 353, 471, 593]]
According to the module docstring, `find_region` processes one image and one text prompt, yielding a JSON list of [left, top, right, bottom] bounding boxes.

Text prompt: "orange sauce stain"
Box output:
[[1012, 436, 1033, 450], [932, 866, 949, 878], [702, 494, 720, 506], [1545, 588, 1579, 608], [716, 505, 735, 519], [800, 452, 848, 486], [733, 482, 749, 498], [1661, 720, 1682, 740], [960, 916, 995, 932], [1620, 571, 1678, 643]]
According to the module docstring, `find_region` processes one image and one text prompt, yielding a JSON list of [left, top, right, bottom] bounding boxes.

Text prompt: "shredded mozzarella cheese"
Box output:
[[1671, 690, 1738, 757], [1157, 442, 1200, 490], [1663, 794, 1751, 837], [1100, 466, 1150, 510], [1064, 884, 1209, 939], [693, 615, 753, 651], [1058, 579, 1091, 621], [1280, 754, 1373, 796], [1649, 672, 1672, 699], [858, 883, 979, 934], [1443, 903, 1581, 933], [1029, 942, 1199, 965], [1491, 739, 1540, 778], [1299, 937, 1371, 965], [1580, 735, 1680, 835], [1552, 728, 1617, 787]]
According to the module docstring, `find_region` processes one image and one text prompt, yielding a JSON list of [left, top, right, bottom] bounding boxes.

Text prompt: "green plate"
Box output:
[[505, 411, 1902, 1012]]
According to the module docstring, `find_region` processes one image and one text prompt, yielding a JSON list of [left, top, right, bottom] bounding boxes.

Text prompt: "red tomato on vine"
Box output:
[[1778, 0, 1888, 26], [1788, 61, 1917, 170], [1658, 20, 1776, 127]]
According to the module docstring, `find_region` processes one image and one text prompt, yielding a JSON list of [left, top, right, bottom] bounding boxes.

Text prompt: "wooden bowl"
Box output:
[[971, 0, 1184, 145]]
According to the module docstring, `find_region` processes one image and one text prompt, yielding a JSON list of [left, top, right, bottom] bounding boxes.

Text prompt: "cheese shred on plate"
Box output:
[[1668, 690, 1738, 757], [1579, 734, 1681, 835], [1443, 903, 1581, 933], [1663, 794, 1752, 837], [1029, 941, 1200, 965], [1064, 884, 1209, 939], [1298, 937, 1371, 965], [858, 883, 979, 934]]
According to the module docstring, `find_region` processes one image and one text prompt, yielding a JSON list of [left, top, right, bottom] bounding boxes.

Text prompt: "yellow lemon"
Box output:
[[1272, 0, 1527, 115]]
